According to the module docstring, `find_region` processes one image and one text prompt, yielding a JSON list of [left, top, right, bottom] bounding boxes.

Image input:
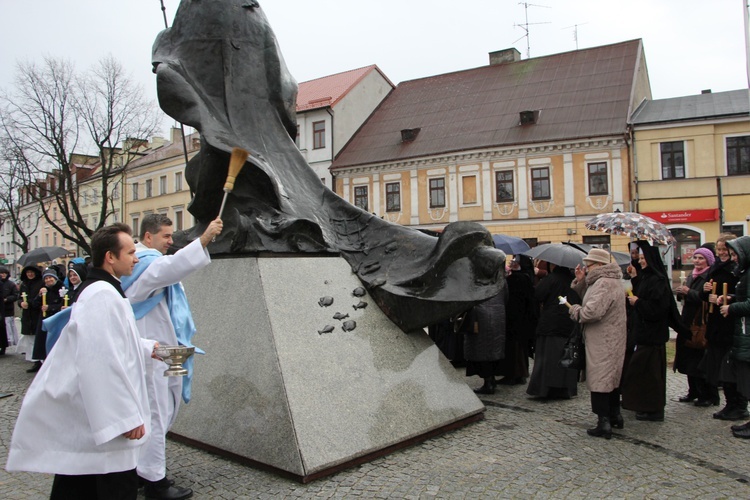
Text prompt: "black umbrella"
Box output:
[[492, 234, 531, 255], [16, 246, 70, 267], [563, 242, 631, 266], [522, 243, 587, 269]]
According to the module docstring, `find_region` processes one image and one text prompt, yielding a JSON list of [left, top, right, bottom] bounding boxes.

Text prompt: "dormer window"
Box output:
[[519, 110, 539, 125], [401, 128, 421, 142]]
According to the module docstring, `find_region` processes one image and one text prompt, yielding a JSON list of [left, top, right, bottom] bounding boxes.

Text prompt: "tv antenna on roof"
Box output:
[[562, 22, 589, 50], [513, 2, 551, 59]]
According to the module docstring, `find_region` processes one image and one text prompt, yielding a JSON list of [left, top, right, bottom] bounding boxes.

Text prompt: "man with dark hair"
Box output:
[[7, 223, 159, 499], [122, 214, 222, 500], [0, 265, 19, 351]]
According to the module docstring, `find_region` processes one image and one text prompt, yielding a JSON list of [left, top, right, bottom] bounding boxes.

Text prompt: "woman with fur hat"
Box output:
[[27, 267, 65, 373], [569, 248, 627, 439], [674, 247, 715, 406]]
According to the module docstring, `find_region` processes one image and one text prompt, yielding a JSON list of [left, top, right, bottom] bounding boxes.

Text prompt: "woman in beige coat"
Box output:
[[570, 248, 628, 439]]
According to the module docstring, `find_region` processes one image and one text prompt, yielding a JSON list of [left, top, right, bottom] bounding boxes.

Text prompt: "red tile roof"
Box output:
[[332, 40, 647, 169], [296, 65, 394, 112]]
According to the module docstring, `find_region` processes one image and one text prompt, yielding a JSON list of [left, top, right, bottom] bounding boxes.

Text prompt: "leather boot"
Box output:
[[587, 416, 612, 439], [610, 412, 624, 429], [473, 377, 496, 395]]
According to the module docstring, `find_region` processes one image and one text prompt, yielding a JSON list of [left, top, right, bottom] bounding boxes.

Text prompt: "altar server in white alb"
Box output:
[[121, 214, 222, 500], [6, 223, 159, 499]]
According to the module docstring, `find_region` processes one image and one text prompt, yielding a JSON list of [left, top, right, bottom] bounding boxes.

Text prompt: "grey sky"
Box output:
[[1, 0, 747, 139]]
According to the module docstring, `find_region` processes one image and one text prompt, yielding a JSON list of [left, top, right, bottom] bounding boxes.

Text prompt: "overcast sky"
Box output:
[[2, 0, 748, 138]]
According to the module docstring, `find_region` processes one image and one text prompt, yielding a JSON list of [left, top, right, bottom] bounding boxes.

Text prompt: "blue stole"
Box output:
[[120, 249, 204, 404]]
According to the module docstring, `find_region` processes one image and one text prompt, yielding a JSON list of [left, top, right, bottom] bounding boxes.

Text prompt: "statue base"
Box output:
[[172, 255, 484, 482]]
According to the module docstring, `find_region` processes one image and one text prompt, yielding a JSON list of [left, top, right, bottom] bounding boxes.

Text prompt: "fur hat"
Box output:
[[583, 248, 611, 266], [692, 247, 715, 266]]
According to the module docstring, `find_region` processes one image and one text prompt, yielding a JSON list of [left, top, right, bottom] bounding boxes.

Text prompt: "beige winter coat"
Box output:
[[570, 263, 627, 393]]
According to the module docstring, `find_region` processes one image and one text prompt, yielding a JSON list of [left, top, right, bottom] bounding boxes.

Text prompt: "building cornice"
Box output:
[[334, 137, 627, 175]]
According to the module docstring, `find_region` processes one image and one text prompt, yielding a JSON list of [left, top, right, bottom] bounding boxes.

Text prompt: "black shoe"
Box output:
[[713, 405, 731, 419], [143, 478, 193, 500], [26, 361, 42, 373], [635, 411, 664, 422], [139, 476, 175, 489], [731, 420, 750, 432], [732, 427, 750, 439], [0, 348, 5, 355], [610, 413, 624, 429], [587, 416, 612, 439], [473, 378, 496, 395], [694, 398, 720, 407], [678, 394, 697, 403], [716, 407, 750, 421]]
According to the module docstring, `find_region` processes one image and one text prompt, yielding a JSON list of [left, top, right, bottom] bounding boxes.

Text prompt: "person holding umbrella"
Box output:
[[621, 241, 688, 421]]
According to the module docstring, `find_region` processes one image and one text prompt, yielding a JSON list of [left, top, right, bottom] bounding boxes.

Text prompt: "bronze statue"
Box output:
[[152, 0, 505, 331]]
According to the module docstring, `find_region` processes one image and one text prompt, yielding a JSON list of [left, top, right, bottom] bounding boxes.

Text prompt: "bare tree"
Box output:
[[0, 134, 40, 254], [0, 55, 162, 255]]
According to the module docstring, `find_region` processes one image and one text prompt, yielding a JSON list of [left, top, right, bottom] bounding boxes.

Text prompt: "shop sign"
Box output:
[[641, 209, 718, 224]]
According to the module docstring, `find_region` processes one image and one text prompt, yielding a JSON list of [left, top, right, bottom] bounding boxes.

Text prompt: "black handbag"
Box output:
[[559, 322, 585, 370]]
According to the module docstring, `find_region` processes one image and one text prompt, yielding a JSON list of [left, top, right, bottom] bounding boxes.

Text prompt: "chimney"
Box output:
[[170, 126, 183, 144], [489, 48, 521, 66]]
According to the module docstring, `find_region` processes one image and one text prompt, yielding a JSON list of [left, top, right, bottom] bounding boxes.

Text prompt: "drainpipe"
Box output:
[[326, 107, 335, 191], [717, 177, 724, 233]]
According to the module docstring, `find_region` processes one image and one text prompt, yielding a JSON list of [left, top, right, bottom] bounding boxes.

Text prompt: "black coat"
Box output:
[[18, 266, 43, 337], [0, 273, 18, 317], [630, 268, 672, 345], [701, 259, 737, 348], [505, 270, 538, 342], [674, 268, 709, 375], [32, 280, 64, 336], [534, 266, 580, 338]]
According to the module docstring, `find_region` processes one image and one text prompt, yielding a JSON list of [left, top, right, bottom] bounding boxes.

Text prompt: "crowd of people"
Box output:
[[430, 234, 750, 441]]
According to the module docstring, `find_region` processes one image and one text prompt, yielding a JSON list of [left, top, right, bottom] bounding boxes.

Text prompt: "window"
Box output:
[[495, 171, 514, 202], [461, 175, 477, 205], [112, 184, 120, 200], [313, 121, 325, 149], [354, 186, 369, 211], [174, 209, 183, 231], [727, 136, 750, 175], [45, 234, 49, 246], [385, 182, 401, 212], [429, 178, 446, 208], [53, 233, 57, 245], [582, 235, 611, 246], [159, 176, 167, 195], [92, 188, 99, 204], [132, 182, 139, 201], [588, 162, 608, 195], [132, 217, 140, 235], [660, 141, 685, 179], [531, 167, 550, 200], [175, 172, 183, 192], [145, 179, 153, 198]]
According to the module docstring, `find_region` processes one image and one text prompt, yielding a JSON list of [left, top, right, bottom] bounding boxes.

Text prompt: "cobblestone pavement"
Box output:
[[1, 349, 749, 499]]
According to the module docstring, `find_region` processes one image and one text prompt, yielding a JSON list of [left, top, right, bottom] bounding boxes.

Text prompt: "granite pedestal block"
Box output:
[[173, 255, 484, 482]]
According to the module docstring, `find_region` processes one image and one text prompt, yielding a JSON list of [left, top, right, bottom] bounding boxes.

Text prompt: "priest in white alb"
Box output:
[[7, 224, 159, 499]]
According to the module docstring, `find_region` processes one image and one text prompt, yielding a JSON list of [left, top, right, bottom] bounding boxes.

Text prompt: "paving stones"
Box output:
[[1, 352, 750, 498]]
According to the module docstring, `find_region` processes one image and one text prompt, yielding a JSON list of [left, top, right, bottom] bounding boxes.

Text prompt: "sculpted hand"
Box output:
[[123, 424, 145, 440], [200, 217, 223, 247]]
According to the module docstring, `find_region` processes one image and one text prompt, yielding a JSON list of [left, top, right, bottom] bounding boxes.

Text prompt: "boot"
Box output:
[[587, 416, 612, 439], [473, 377, 496, 395], [610, 412, 624, 430], [731, 420, 750, 432]]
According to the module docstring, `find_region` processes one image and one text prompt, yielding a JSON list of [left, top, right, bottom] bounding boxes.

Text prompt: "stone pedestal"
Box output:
[[172, 255, 484, 482]]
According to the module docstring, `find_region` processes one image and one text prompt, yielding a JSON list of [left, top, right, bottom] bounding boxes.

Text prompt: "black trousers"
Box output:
[[591, 389, 621, 417], [50, 469, 138, 500]]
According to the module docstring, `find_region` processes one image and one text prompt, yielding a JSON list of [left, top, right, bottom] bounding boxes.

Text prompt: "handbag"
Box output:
[[559, 322, 585, 370], [686, 303, 707, 349]]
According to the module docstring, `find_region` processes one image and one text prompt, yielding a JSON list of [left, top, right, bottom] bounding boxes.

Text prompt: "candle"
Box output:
[[709, 282, 717, 313], [42, 291, 47, 317], [21, 292, 27, 303], [680, 271, 686, 284], [64, 295, 69, 307]]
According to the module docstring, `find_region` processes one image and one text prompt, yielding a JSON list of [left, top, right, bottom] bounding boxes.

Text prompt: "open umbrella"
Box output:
[[16, 246, 70, 267], [585, 212, 675, 246], [563, 242, 631, 266], [492, 234, 531, 255], [522, 243, 587, 269]]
